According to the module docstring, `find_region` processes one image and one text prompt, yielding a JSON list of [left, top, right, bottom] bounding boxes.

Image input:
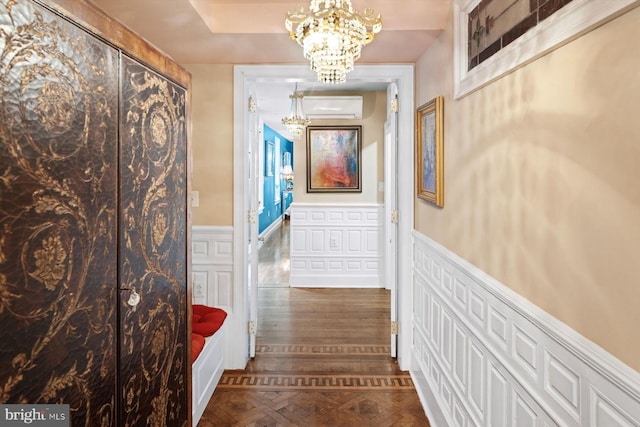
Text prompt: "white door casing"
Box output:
[[247, 88, 260, 358], [384, 83, 399, 358]]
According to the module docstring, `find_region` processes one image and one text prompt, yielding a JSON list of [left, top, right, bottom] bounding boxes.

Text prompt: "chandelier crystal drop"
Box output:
[[281, 88, 311, 138], [285, 0, 382, 84]]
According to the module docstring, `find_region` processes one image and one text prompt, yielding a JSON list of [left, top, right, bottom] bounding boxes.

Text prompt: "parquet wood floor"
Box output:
[[198, 222, 430, 426]]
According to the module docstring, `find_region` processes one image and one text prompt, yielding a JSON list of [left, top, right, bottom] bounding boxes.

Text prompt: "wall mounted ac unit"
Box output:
[[303, 96, 363, 119]]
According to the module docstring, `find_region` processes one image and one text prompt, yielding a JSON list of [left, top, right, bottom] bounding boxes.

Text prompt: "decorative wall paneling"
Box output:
[[0, 0, 191, 425], [289, 204, 383, 288], [191, 226, 234, 369], [191, 226, 234, 312], [411, 231, 640, 427]]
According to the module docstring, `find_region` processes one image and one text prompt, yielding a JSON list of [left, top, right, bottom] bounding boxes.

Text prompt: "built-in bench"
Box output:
[[191, 305, 227, 425]]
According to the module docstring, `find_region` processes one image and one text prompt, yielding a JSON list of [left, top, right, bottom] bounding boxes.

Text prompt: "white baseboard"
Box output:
[[411, 368, 449, 427], [259, 215, 283, 242], [288, 269, 382, 288], [411, 231, 640, 427]]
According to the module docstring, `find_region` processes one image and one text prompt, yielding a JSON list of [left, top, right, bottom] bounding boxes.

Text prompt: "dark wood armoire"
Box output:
[[0, 0, 192, 425]]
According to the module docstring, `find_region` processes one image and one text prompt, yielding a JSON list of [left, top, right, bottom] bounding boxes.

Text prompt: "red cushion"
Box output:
[[192, 305, 227, 337], [193, 304, 226, 318], [192, 333, 205, 363]]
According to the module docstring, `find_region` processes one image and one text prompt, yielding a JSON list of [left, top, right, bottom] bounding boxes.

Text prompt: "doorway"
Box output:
[[232, 64, 415, 371], [257, 127, 293, 288], [258, 216, 291, 288]]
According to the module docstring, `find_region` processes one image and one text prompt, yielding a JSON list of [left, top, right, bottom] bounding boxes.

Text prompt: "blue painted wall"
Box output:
[[259, 125, 293, 234]]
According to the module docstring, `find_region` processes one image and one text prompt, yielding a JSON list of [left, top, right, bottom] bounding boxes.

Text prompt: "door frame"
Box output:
[[384, 83, 399, 357], [232, 64, 415, 370]]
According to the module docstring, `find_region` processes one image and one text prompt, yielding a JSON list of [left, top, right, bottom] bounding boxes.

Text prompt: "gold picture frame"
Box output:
[[416, 96, 444, 207]]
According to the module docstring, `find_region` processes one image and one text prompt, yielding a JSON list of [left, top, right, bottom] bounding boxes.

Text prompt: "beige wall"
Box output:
[[185, 64, 234, 226], [415, 6, 640, 371], [294, 90, 387, 204], [185, 69, 385, 225]]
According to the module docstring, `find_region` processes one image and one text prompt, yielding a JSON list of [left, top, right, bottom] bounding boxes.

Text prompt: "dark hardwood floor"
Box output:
[[197, 221, 430, 426]]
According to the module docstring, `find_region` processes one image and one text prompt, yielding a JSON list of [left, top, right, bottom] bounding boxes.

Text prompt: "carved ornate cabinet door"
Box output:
[[0, 0, 119, 424], [0, 1, 190, 426], [118, 56, 188, 427]]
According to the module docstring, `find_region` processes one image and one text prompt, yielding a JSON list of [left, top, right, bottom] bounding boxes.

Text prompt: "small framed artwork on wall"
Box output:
[[306, 125, 361, 193], [416, 96, 444, 207], [265, 141, 274, 176]]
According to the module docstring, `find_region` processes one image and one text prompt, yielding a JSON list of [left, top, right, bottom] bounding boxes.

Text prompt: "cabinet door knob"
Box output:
[[127, 289, 141, 310]]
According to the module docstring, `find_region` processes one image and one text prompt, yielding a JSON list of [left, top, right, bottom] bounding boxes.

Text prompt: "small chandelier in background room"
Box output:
[[285, 0, 382, 84], [281, 84, 311, 139]]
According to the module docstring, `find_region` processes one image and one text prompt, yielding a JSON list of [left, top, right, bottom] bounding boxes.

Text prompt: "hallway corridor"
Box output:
[[197, 222, 430, 426], [258, 219, 291, 287]]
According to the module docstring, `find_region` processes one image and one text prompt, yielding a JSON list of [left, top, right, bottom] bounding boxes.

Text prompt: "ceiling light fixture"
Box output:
[[281, 84, 311, 139], [285, 0, 382, 84]]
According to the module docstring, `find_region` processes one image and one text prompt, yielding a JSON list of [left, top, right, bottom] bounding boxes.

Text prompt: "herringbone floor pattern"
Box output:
[[197, 223, 429, 426]]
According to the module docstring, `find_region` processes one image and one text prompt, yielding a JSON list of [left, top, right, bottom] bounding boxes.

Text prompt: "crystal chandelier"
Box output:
[[281, 85, 311, 138], [285, 0, 382, 84]]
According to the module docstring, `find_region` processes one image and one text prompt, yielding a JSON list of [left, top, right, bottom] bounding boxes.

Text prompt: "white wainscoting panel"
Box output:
[[192, 226, 233, 312], [411, 231, 640, 427], [289, 203, 383, 288]]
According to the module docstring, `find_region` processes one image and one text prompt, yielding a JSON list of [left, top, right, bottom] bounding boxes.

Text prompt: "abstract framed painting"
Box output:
[[306, 125, 361, 193], [416, 96, 444, 207]]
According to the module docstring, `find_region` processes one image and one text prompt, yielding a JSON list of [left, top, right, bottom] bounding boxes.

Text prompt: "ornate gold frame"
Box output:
[[416, 96, 444, 207]]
